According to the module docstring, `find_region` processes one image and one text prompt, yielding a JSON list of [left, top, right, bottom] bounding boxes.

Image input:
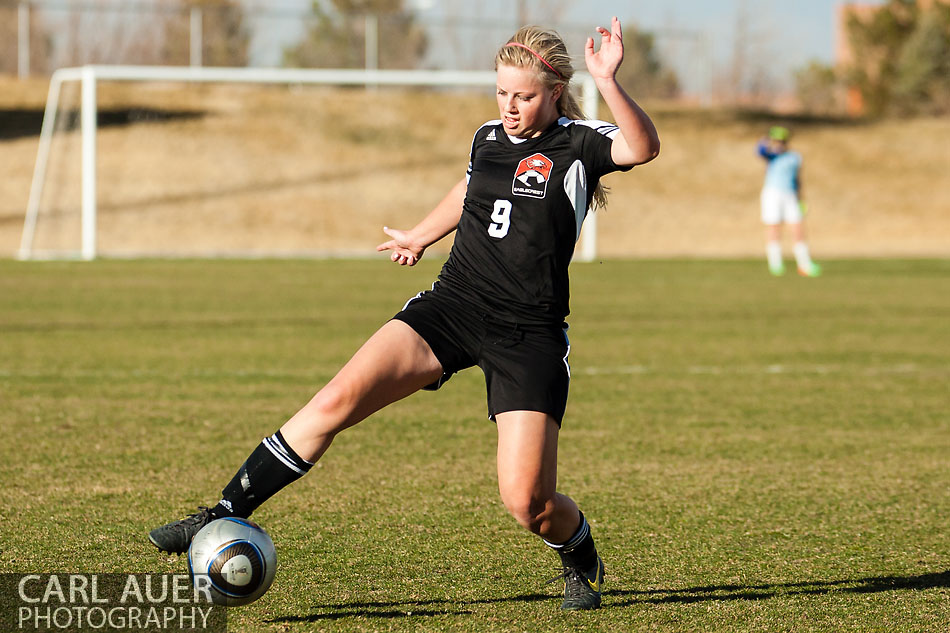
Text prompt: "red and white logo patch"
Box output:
[[512, 153, 554, 199]]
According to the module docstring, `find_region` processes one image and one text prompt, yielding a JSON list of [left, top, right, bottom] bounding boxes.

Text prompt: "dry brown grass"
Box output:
[[1, 76, 948, 258]]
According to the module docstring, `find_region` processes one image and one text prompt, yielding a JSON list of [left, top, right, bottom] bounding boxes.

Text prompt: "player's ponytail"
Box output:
[[496, 26, 609, 210]]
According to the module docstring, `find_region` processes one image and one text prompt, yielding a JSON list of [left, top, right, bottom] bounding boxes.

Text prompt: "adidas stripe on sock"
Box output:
[[214, 430, 313, 518]]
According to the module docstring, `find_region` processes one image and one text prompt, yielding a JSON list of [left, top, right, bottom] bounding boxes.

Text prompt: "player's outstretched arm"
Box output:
[[757, 138, 776, 160], [584, 16, 660, 167], [376, 177, 467, 266]]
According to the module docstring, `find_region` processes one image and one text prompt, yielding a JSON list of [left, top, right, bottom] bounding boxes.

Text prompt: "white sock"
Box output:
[[793, 242, 813, 269], [766, 241, 783, 270]]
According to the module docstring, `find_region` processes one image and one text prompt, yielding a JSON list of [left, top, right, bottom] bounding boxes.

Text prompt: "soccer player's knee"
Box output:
[[501, 492, 552, 533], [308, 382, 356, 421]]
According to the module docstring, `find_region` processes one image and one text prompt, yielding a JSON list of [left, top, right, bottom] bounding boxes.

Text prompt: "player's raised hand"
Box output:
[[376, 226, 425, 266], [584, 16, 624, 80]]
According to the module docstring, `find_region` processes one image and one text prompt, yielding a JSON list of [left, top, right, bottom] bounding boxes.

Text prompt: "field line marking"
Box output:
[[0, 364, 944, 378], [577, 363, 938, 376]]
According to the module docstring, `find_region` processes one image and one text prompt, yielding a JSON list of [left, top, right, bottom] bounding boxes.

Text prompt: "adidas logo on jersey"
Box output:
[[486, 129, 497, 141]]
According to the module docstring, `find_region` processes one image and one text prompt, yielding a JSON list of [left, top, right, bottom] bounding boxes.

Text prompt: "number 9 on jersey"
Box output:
[[488, 199, 512, 238]]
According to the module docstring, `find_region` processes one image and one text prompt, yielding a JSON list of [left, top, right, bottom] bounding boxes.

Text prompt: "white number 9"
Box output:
[[488, 199, 512, 238]]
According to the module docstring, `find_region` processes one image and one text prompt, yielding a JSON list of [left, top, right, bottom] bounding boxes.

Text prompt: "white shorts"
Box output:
[[760, 187, 802, 225]]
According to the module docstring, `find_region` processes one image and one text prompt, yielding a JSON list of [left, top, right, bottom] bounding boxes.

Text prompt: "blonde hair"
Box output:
[[496, 26, 608, 209]]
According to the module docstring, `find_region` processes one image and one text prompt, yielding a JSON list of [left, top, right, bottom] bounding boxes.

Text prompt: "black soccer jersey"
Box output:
[[434, 117, 632, 324]]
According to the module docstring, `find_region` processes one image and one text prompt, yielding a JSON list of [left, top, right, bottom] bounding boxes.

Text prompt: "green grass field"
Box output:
[[1, 258, 948, 632]]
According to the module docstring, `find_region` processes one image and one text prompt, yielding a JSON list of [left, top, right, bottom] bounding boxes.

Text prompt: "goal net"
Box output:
[[19, 66, 600, 261]]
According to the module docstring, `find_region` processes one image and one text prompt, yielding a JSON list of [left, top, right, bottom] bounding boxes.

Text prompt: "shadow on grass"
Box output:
[[652, 105, 869, 130], [88, 155, 457, 218], [0, 153, 459, 228], [0, 107, 204, 141], [270, 570, 950, 621], [608, 570, 950, 607], [269, 592, 551, 623]]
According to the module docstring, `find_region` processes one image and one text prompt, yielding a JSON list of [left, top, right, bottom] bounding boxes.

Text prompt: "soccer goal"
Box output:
[[18, 65, 601, 261]]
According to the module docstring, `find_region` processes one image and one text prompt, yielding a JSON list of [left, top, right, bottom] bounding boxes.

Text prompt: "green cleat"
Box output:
[[548, 556, 605, 611], [798, 262, 822, 277], [769, 262, 786, 276]]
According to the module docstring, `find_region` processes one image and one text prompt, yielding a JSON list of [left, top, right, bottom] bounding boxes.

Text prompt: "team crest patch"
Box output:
[[512, 152, 554, 199]]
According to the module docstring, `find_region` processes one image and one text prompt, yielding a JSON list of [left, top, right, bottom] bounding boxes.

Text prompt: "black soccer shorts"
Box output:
[[393, 288, 571, 425]]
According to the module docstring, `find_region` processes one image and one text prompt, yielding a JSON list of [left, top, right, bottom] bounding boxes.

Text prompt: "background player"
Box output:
[[757, 126, 821, 277], [149, 17, 659, 611]]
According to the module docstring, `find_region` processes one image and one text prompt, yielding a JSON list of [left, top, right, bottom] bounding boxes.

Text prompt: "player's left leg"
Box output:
[[495, 411, 604, 611]]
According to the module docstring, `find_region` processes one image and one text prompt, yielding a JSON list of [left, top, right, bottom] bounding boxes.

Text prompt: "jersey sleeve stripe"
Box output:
[[563, 159, 589, 242]]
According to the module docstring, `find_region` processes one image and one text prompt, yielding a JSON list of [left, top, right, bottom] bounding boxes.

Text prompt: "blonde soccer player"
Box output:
[[149, 17, 659, 611]]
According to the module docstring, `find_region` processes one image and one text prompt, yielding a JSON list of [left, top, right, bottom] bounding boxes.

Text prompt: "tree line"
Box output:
[[797, 0, 950, 117], [1, 0, 678, 100]]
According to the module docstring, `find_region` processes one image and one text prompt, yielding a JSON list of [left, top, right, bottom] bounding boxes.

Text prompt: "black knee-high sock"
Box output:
[[543, 511, 598, 570], [211, 430, 313, 519]]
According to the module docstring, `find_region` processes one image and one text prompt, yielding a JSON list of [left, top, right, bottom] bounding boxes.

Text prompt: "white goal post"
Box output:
[[19, 65, 601, 261]]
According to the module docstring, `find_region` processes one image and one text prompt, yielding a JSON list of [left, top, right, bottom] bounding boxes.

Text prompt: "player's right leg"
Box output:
[[764, 224, 785, 276], [148, 319, 443, 554], [761, 188, 786, 276]]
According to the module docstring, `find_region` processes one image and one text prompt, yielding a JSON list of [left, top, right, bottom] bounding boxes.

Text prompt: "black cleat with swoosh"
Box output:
[[548, 555, 605, 610]]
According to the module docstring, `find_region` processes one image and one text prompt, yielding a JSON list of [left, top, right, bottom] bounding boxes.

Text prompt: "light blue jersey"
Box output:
[[758, 142, 801, 193]]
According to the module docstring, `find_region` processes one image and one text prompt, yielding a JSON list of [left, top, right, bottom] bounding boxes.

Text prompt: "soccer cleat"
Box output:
[[768, 261, 786, 276], [547, 556, 605, 611], [798, 262, 822, 278], [148, 506, 215, 554]]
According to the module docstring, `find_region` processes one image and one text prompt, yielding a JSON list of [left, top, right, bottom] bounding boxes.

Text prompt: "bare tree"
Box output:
[[50, 0, 167, 67], [16, 0, 248, 71], [721, 1, 780, 105]]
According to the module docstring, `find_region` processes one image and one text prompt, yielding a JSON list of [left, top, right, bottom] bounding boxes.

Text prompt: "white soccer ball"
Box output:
[[187, 517, 277, 607]]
